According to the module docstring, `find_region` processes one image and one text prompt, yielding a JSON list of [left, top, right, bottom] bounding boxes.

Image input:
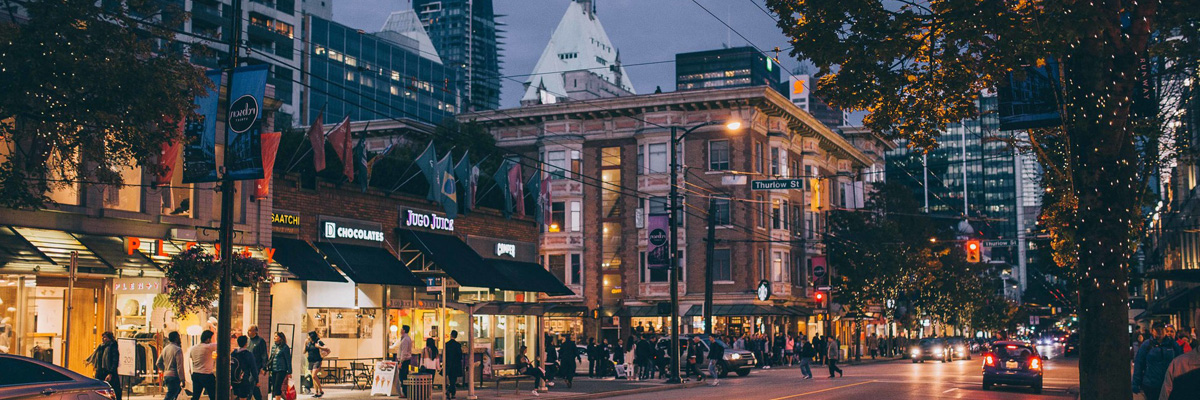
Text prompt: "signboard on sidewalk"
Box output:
[[371, 361, 398, 396], [117, 338, 136, 376]]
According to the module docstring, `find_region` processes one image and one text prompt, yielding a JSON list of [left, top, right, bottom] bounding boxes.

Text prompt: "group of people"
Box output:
[[1132, 322, 1200, 400], [89, 325, 296, 400], [387, 325, 466, 399]]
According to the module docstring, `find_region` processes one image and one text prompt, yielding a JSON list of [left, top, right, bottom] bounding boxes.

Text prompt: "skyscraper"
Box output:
[[413, 0, 502, 111], [675, 47, 780, 93]]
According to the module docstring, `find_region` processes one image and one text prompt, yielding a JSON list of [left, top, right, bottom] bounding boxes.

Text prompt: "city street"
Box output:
[[610, 356, 1078, 400]]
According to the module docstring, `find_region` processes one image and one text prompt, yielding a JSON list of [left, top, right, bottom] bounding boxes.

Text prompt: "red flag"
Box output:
[[307, 113, 326, 172], [154, 118, 185, 187], [255, 132, 282, 198], [326, 116, 354, 181], [508, 164, 525, 216]]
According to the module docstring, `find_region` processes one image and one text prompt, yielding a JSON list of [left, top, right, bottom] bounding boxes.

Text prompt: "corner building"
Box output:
[[460, 86, 884, 343]]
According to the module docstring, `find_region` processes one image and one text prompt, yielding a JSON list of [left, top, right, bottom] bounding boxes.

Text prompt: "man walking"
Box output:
[[813, 335, 826, 364], [634, 335, 652, 380], [158, 332, 186, 400], [707, 335, 725, 386], [390, 325, 414, 398], [444, 330, 463, 400], [826, 336, 843, 378], [189, 330, 218, 400], [586, 338, 598, 377], [685, 336, 705, 382], [245, 326, 269, 400], [798, 339, 814, 379]]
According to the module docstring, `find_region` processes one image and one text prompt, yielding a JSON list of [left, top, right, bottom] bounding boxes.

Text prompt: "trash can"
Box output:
[[404, 373, 433, 400]]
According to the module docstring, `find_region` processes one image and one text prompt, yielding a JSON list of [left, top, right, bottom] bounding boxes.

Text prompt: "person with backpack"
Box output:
[[90, 332, 120, 400], [304, 331, 328, 398], [799, 338, 815, 379], [233, 335, 260, 400], [266, 332, 292, 400], [1134, 323, 1184, 400], [557, 334, 578, 388], [157, 332, 186, 400]]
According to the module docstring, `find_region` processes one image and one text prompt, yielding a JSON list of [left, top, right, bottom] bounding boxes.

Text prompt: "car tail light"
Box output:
[[1006, 345, 1017, 349], [984, 354, 995, 367], [1029, 357, 1042, 371], [95, 388, 118, 400]]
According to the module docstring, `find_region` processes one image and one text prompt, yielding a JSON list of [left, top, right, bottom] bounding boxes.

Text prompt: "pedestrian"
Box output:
[[784, 334, 795, 366], [544, 335, 559, 382], [245, 326, 269, 400], [233, 336, 260, 400], [89, 332, 120, 400], [826, 336, 843, 378], [686, 336, 705, 382], [586, 338, 598, 377], [516, 346, 548, 397], [158, 331, 186, 400], [798, 340, 814, 379], [445, 330, 464, 400], [733, 335, 745, 350], [634, 335, 652, 380], [419, 337, 440, 374], [867, 334, 878, 359], [1178, 331, 1193, 353], [813, 335, 824, 364], [303, 331, 328, 397], [266, 332, 292, 400], [558, 334, 578, 388], [389, 325, 413, 398], [707, 335, 725, 386], [1162, 335, 1200, 400], [1134, 322, 1183, 400], [653, 338, 669, 379], [614, 339, 626, 367], [190, 330, 218, 400]]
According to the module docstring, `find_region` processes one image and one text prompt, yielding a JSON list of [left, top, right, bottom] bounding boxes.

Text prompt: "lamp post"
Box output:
[[667, 119, 741, 383]]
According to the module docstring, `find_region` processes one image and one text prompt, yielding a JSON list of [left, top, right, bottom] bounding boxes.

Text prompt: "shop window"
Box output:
[[549, 202, 565, 232], [569, 201, 581, 232], [713, 249, 731, 281], [103, 164, 142, 212], [639, 251, 668, 283], [708, 140, 729, 171]]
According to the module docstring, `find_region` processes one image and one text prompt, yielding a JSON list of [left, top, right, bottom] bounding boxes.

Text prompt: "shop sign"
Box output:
[[401, 208, 455, 232], [117, 338, 136, 376], [370, 361, 398, 396], [272, 210, 302, 235], [495, 243, 517, 258], [756, 280, 771, 301], [114, 278, 162, 294], [320, 217, 385, 244]]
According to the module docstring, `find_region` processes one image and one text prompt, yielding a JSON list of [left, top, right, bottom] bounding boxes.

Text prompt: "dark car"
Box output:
[[655, 336, 755, 377], [1063, 334, 1079, 356], [982, 341, 1044, 393], [911, 338, 950, 363], [0, 354, 117, 400], [946, 337, 972, 361]]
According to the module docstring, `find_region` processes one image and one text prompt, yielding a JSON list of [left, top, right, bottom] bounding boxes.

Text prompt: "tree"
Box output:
[[0, 0, 209, 208], [765, 1, 1198, 397]]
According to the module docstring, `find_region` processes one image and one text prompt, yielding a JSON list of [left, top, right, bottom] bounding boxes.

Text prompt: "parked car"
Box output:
[[655, 336, 755, 377], [1063, 334, 1079, 356], [911, 338, 950, 363], [0, 354, 117, 400], [982, 341, 1044, 394], [946, 337, 972, 360]]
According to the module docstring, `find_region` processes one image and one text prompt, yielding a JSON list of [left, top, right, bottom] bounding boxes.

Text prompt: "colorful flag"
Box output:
[[436, 153, 458, 218], [365, 141, 395, 191], [492, 158, 514, 218], [415, 141, 438, 201], [454, 152, 475, 214], [526, 169, 541, 225], [254, 131, 282, 198], [324, 116, 353, 181], [355, 138, 369, 191], [307, 112, 326, 172], [224, 64, 269, 181], [154, 118, 185, 187], [182, 69, 222, 183], [508, 160, 525, 217]]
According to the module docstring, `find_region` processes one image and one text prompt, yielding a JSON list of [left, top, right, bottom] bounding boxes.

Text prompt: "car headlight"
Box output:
[[728, 353, 741, 360], [956, 347, 964, 353], [911, 349, 920, 356], [934, 349, 943, 355]]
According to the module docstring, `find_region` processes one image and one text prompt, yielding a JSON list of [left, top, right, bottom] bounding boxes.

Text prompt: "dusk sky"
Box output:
[[332, 0, 809, 109]]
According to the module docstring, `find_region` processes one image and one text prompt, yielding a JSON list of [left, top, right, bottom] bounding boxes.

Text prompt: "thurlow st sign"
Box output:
[[751, 179, 805, 190]]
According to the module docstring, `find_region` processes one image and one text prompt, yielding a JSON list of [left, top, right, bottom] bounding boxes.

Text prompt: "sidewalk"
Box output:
[[124, 376, 704, 400]]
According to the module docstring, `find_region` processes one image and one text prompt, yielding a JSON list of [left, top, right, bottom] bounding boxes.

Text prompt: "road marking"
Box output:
[[942, 388, 958, 393], [768, 380, 878, 400]]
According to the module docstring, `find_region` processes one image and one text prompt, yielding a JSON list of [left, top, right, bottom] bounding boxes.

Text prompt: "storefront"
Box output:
[[681, 304, 810, 338]]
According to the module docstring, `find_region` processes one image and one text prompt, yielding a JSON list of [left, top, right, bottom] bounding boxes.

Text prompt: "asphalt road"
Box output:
[[606, 348, 1079, 400]]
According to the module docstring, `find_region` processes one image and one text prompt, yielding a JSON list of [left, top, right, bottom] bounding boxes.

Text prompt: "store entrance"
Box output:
[[65, 286, 106, 374]]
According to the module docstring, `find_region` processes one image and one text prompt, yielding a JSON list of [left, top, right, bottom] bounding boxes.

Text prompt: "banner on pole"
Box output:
[[646, 214, 669, 269], [225, 64, 269, 181], [182, 70, 222, 183]]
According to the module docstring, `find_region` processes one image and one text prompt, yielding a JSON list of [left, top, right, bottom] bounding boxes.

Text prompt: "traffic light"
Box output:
[[815, 291, 826, 306], [966, 239, 981, 263]]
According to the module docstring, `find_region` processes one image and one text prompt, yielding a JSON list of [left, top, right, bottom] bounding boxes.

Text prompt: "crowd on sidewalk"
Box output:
[[1131, 322, 1200, 400]]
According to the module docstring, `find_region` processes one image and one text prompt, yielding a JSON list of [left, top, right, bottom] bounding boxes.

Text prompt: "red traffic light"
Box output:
[[966, 239, 982, 263], [815, 292, 825, 302], [968, 242, 979, 251]]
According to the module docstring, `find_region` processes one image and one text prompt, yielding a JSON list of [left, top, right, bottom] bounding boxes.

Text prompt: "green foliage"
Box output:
[[0, 0, 210, 208], [163, 246, 270, 315]]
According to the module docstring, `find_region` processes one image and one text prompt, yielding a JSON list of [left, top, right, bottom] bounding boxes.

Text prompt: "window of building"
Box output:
[[639, 251, 668, 283], [546, 150, 567, 179], [772, 199, 781, 229], [713, 249, 731, 281], [708, 140, 729, 171], [755, 195, 765, 228], [647, 143, 667, 174], [793, 254, 805, 286], [781, 200, 789, 230], [714, 196, 731, 225], [548, 254, 567, 285], [570, 201, 582, 232], [754, 142, 764, 173], [647, 197, 668, 215], [104, 164, 142, 212], [758, 248, 766, 281], [569, 253, 582, 286], [549, 201, 565, 232], [344, 55, 357, 68], [790, 160, 800, 179], [770, 147, 780, 176], [773, 251, 784, 282], [571, 150, 582, 176]]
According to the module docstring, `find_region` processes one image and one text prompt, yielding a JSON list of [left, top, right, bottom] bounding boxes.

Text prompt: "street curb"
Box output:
[[549, 381, 706, 400]]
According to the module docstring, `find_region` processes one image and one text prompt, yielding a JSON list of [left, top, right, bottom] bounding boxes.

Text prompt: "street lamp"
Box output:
[[667, 119, 742, 383]]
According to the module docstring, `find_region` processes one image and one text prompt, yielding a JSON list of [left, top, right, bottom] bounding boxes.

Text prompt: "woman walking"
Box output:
[[304, 331, 328, 397], [420, 337, 439, 374], [267, 332, 292, 400]]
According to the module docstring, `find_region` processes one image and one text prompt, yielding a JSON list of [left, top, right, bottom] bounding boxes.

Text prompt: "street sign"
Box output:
[[722, 175, 747, 186], [817, 286, 831, 291], [751, 179, 805, 190], [983, 239, 1016, 248]]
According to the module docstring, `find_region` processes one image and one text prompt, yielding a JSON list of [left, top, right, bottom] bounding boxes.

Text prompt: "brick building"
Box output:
[[460, 86, 887, 343]]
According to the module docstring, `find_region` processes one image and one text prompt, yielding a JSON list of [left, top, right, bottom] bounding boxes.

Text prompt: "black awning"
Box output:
[[396, 229, 515, 290], [74, 234, 159, 272], [273, 237, 346, 282], [0, 226, 53, 268], [619, 306, 665, 318], [544, 304, 587, 317], [314, 242, 424, 286], [1144, 269, 1200, 283], [683, 304, 803, 317], [488, 259, 574, 296]]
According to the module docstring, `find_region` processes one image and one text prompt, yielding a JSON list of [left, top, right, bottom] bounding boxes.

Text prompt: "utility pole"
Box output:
[[704, 198, 716, 335], [216, 1, 244, 399], [667, 125, 681, 384]]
